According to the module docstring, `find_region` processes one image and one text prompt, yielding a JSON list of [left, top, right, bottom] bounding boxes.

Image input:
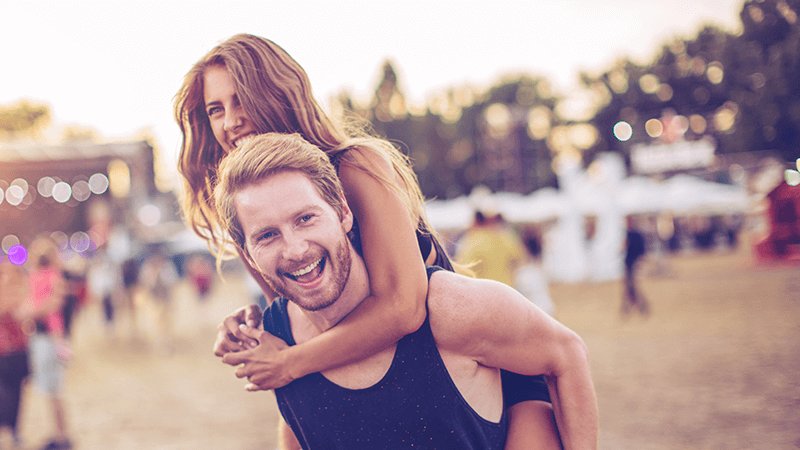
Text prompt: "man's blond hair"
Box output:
[[213, 133, 347, 266]]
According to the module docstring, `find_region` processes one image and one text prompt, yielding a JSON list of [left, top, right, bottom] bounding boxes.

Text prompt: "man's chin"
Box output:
[[286, 293, 337, 312]]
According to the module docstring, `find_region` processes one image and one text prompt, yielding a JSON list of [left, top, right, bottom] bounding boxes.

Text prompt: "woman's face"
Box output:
[[203, 65, 257, 154]]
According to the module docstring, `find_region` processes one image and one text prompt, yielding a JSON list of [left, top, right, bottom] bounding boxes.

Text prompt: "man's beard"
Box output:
[[269, 235, 352, 312]]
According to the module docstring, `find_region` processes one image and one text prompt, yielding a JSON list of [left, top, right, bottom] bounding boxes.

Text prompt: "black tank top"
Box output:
[[263, 267, 507, 449]]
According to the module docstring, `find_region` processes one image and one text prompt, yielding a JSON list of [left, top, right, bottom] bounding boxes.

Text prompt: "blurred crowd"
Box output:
[[0, 234, 216, 450]]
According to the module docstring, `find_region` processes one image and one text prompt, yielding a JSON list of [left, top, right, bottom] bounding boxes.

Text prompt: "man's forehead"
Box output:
[[234, 171, 327, 225], [237, 171, 318, 201]]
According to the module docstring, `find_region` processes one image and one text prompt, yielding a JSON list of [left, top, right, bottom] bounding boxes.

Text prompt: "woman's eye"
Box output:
[[206, 106, 222, 117]]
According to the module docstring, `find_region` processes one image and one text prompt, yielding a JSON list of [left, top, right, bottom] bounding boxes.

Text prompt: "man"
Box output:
[[622, 216, 649, 316], [456, 210, 526, 286], [213, 133, 598, 449]]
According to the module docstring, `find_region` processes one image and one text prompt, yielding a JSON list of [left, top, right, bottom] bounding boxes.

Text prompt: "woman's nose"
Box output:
[[223, 107, 244, 132]]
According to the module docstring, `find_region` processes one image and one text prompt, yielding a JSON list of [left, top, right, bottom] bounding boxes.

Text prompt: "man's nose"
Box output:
[[281, 233, 309, 261]]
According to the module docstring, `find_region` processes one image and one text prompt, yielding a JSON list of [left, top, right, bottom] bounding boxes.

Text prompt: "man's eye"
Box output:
[[299, 214, 314, 223], [258, 231, 276, 241]]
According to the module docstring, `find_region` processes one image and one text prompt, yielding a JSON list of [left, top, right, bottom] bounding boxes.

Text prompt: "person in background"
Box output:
[[514, 232, 555, 317], [622, 216, 649, 316], [87, 248, 120, 336], [0, 260, 31, 449], [27, 237, 72, 450], [119, 257, 140, 340], [176, 33, 559, 448], [139, 248, 178, 352], [185, 254, 214, 301], [60, 258, 87, 341], [456, 211, 526, 286]]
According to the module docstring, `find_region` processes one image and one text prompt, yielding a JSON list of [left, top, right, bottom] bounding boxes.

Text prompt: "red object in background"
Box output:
[[755, 182, 800, 261]]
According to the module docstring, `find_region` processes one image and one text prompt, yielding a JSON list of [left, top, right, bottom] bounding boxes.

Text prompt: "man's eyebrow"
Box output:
[[248, 224, 276, 242]]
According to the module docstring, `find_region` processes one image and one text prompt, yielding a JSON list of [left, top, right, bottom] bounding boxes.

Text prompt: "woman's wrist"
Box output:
[[282, 344, 307, 381]]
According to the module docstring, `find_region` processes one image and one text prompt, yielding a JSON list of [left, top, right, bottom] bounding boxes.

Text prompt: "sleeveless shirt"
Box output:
[[264, 266, 507, 449]]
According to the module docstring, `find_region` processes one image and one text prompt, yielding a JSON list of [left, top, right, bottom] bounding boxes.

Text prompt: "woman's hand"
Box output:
[[213, 304, 263, 357], [222, 326, 293, 391]]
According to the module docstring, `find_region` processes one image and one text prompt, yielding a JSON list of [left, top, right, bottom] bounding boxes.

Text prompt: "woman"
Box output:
[[175, 34, 559, 449], [27, 237, 71, 450]]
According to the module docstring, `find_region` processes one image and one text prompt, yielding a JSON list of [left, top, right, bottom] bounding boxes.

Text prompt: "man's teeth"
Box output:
[[291, 259, 322, 277]]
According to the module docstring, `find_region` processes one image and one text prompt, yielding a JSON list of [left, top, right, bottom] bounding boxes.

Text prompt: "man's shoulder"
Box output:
[[426, 269, 520, 353]]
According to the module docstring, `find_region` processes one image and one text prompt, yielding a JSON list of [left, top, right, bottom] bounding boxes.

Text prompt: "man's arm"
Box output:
[[428, 271, 598, 450]]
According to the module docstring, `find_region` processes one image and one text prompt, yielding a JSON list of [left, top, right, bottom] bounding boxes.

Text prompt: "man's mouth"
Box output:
[[284, 257, 326, 283]]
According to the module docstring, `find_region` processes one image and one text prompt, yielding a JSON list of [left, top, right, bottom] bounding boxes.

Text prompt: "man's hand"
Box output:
[[222, 325, 293, 391], [213, 304, 264, 357]]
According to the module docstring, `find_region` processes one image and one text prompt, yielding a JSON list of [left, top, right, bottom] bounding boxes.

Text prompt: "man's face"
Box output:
[[235, 171, 353, 311]]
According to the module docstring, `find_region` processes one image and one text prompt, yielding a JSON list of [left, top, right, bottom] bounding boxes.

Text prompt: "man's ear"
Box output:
[[340, 196, 354, 233]]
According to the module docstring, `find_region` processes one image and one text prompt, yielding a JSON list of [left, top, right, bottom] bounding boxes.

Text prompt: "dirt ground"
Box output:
[[11, 243, 800, 450]]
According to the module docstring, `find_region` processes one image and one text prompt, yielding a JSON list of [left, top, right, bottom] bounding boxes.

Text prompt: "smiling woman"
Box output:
[[177, 33, 562, 449]]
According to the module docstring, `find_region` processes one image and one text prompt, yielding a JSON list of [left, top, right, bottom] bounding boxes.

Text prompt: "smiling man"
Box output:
[[212, 133, 598, 449]]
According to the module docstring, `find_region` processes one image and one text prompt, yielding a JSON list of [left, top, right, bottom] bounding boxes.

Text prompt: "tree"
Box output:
[[584, 0, 800, 166], [0, 100, 51, 139]]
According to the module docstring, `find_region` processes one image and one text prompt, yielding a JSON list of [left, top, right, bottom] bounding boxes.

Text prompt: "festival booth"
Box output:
[[425, 153, 752, 283]]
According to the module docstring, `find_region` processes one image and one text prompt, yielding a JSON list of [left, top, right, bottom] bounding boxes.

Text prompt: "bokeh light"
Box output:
[[1, 235, 20, 253], [0, 187, 4, 205], [645, 119, 664, 138], [689, 114, 708, 134], [786, 169, 800, 187], [72, 180, 91, 202], [89, 173, 110, 195], [52, 181, 72, 203], [6, 185, 24, 206], [50, 231, 69, 251], [7, 244, 28, 266], [484, 103, 512, 138], [713, 102, 738, 132], [613, 121, 633, 141], [568, 124, 599, 150], [656, 84, 673, 102], [11, 178, 29, 196], [706, 62, 725, 84], [108, 159, 131, 198], [69, 231, 92, 253], [639, 74, 660, 94], [526, 106, 551, 140], [138, 204, 162, 227], [38, 176, 56, 197]]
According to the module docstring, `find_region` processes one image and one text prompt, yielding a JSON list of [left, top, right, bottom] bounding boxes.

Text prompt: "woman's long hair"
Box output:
[[175, 34, 444, 263]]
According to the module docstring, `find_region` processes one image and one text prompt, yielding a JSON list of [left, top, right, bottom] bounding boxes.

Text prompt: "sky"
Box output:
[[1, 0, 744, 184]]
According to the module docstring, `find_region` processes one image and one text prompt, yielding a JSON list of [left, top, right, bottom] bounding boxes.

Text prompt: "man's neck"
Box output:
[[288, 248, 369, 340]]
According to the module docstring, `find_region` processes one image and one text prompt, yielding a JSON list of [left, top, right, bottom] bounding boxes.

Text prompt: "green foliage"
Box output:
[[345, 0, 799, 197], [0, 100, 51, 138], [584, 0, 800, 164]]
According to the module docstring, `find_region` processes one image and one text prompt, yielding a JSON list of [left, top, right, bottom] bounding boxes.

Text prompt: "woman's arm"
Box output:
[[280, 146, 428, 380]]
